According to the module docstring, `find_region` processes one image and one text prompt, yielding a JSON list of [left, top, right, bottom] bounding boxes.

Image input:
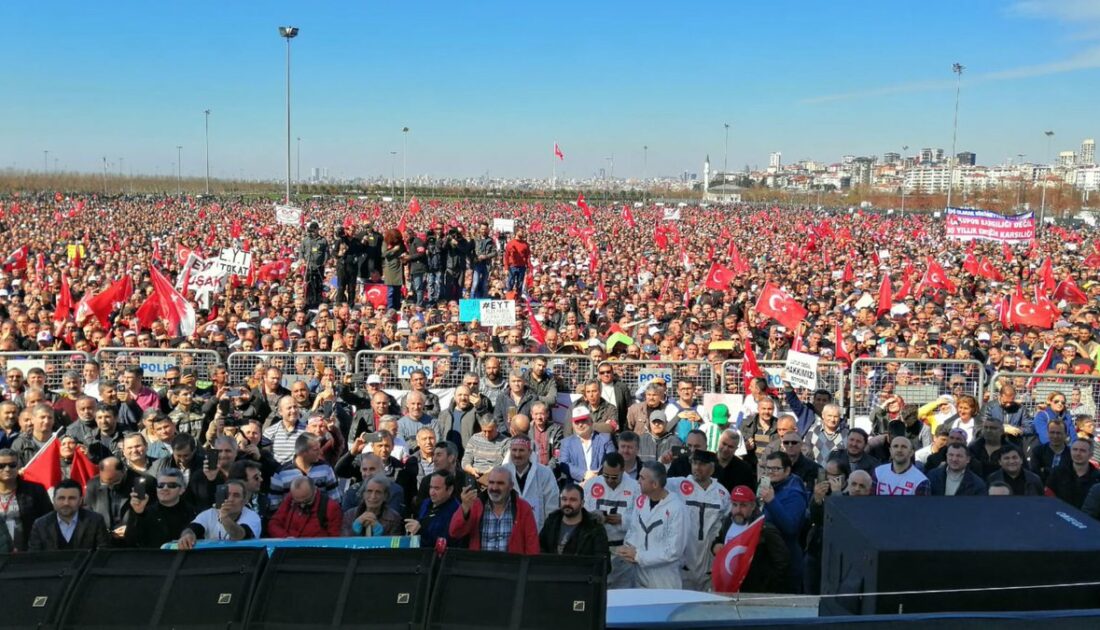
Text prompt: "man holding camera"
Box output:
[[177, 479, 261, 547], [299, 221, 329, 309], [333, 225, 362, 305]]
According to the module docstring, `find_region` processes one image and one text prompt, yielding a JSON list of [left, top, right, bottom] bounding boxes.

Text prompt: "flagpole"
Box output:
[[17, 428, 61, 475], [552, 141, 557, 193]]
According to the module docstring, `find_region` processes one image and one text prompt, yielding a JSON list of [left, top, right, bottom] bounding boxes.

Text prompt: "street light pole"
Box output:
[[176, 145, 183, 197], [723, 123, 729, 174], [402, 127, 409, 203], [279, 26, 299, 205], [1040, 131, 1054, 227], [1016, 153, 1025, 210], [43, 150, 49, 175], [204, 109, 211, 195], [296, 136, 301, 195], [390, 151, 397, 197], [901, 145, 909, 214], [643, 145, 648, 206], [946, 62, 964, 211]]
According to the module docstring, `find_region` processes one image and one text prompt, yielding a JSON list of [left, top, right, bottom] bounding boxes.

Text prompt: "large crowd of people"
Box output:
[[2, 191, 1100, 594]]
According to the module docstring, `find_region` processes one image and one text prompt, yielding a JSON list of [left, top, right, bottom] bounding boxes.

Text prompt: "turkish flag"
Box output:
[[621, 205, 636, 228], [711, 516, 765, 593], [525, 298, 546, 347], [754, 282, 807, 331], [704, 262, 735, 291], [408, 197, 421, 216], [1085, 252, 1100, 269], [741, 338, 765, 391], [3, 245, 28, 271], [654, 226, 668, 251], [1002, 243, 1014, 264], [730, 244, 750, 274], [364, 284, 388, 309], [135, 291, 161, 330], [876, 273, 892, 318], [149, 264, 196, 336], [78, 276, 132, 329], [230, 219, 242, 239], [1038, 258, 1056, 295], [21, 434, 61, 491], [255, 259, 290, 284], [963, 253, 980, 275], [577, 193, 592, 224], [53, 274, 73, 322], [1053, 277, 1088, 305], [1008, 295, 1053, 329], [842, 261, 854, 283], [834, 323, 851, 365], [893, 273, 911, 302], [921, 258, 957, 294], [554, 143, 564, 160], [70, 448, 97, 492], [977, 258, 1004, 282]]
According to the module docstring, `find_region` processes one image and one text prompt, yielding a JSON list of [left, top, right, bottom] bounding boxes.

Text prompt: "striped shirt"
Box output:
[[269, 461, 340, 510], [461, 433, 509, 474], [263, 421, 307, 464]]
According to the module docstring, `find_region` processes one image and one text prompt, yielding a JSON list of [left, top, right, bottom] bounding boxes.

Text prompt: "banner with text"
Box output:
[[275, 205, 302, 226], [945, 207, 1035, 244], [784, 350, 819, 391]]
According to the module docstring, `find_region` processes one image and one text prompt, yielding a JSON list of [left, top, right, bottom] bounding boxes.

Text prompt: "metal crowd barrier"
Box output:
[[989, 370, 1100, 420], [848, 358, 985, 423], [355, 350, 476, 389], [597, 359, 716, 396], [227, 351, 351, 389], [95, 348, 223, 386], [478, 352, 593, 394], [0, 351, 92, 390], [719, 359, 848, 409]]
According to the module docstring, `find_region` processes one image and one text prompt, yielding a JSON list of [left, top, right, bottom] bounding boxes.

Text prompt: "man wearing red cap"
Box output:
[[712, 485, 790, 593]]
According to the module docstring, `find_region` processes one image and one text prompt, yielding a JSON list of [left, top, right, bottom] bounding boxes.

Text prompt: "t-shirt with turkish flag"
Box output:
[[504, 238, 531, 270], [407, 236, 429, 275]]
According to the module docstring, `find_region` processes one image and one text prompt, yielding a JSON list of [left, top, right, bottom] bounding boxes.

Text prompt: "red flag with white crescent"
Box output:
[[712, 516, 765, 593]]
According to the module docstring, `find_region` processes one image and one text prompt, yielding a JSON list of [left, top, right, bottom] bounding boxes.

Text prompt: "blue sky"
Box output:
[[3, 0, 1100, 180]]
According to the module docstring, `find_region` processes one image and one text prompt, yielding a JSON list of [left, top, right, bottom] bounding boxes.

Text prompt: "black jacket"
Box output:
[[1046, 465, 1100, 509], [987, 468, 1045, 496], [539, 508, 609, 558], [7, 479, 52, 551], [713, 514, 792, 593], [927, 466, 988, 496], [124, 501, 197, 548], [28, 508, 111, 552]]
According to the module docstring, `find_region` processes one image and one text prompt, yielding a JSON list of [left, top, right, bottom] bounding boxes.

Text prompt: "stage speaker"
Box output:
[[247, 547, 435, 629], [426, 550, 607, 630], [0, 551, 89, 630], [820, 496, 1100, 616], [59, 547, 266, 630]]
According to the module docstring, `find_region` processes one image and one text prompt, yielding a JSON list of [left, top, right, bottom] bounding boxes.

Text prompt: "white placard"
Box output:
[[217, 248, 252, 277], [662, 207, 681, 221], [784, 350, 819, 390], [492, 218, 515, 233], [5, 359, 45, 378], [637, 368, 673, 387], [479, 300, 516, 326], [179, 253, 227, 296], [397, 359, 434, 380], [878, 249, 890, 259], [275, 205, 302, 225], [139, 355, 177, 379]]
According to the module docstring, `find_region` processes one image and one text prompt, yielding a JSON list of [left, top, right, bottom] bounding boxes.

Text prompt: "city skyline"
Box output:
[[3, 1, 1100, 180]]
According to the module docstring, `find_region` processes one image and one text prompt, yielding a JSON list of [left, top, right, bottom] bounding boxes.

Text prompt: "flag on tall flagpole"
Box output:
[[554, 142, 564, 160]]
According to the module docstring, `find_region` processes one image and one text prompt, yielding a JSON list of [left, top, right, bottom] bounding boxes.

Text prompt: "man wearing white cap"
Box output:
[[559, 407, 615, 483]]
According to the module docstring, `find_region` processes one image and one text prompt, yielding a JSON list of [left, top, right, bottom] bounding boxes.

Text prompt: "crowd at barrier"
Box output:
[[4, 193, 1100, 595]]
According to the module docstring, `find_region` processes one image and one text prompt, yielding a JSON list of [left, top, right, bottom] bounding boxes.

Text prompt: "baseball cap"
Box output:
[[710, 403, 730, 426], [730, 485, 756, 503], [366, 374, 382, 385], [571, 407, 591, 424], [648, 410, 667, 424]]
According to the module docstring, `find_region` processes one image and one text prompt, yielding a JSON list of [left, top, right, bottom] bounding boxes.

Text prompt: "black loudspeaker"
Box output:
[[426, 550, 607, 630], [247, 547, 435, 629], [0, 551, 89, 629], [59, 548, 266, 630], [820, 496, 1100, 616]]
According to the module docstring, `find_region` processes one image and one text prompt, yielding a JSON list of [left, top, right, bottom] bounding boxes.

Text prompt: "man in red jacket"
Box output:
[[267, 477, 342, 538], [503, 227, 532, 298], [449, 466, 539, 554]]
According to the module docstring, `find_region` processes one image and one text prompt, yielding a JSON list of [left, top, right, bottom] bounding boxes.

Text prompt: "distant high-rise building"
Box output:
[[851, 157, 874, 187], [1059, 151, 1077, 168], [956, 152, 976, 166], [919, 148, 933, 163], [883, 152, 901, 165], [704, 155, 711, 192], [841, 155, 855, 165], [768, 152, 782, 172], [934, 148, 945, 162], [310, 167, 320, 182], [1081, 139, 1096, 166]]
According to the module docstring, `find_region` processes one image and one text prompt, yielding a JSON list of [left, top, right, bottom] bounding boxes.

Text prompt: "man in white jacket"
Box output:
[[584, 452, 641, 588], [670, 450, 731, 590], [618, 461, 687, 589], [504, 436, 559, 532]]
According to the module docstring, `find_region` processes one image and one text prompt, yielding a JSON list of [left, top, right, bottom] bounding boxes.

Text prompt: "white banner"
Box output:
[[217, 248, 252, 278], [662, 207, 681, 221], [178, 253, 227, 297], [479, 300, 516, 326], [492, 218, 515, 233], [784, 350, 819, 391], [139, 355, 176, 380], [275, 205, 302, 226]]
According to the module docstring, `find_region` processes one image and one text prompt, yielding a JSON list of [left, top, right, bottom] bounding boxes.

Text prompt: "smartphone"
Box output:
[[226, 387, 243, 398], [132, 481, 148, 501], [115, 383, 126, 392], [464, 476, 480, 492], [204, 448, 219, 468], [670, 445, 685, 458], [817, 468, 828, 484], [214, 484, 228, 509]]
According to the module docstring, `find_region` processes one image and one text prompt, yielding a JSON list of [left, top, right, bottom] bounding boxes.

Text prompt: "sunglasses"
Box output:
[[156, 482, 182, 489], [0, 462, 18, 470], [781, 440, 801, 446]]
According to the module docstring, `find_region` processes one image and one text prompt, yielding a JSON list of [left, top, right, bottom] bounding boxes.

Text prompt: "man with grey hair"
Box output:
[[618, 461, 688, 589], [494, 369, 538, 426], [269, 475, 343, 538], [626, 382, 667, 435], [397, 391, 443, 443], [462, 415, 509, 482], [124, 468, 196, 548], [449, 466, 539, 553]]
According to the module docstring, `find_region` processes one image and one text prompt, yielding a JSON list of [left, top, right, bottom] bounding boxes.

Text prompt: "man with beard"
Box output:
[[980, 384, 1028, 442], [712, 486, 790, 593], [449, 466, 539, 553], [540, 483, 608, 557]]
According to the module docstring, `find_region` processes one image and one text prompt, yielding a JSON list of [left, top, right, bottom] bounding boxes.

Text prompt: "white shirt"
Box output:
[[190, 507, 262, 540]]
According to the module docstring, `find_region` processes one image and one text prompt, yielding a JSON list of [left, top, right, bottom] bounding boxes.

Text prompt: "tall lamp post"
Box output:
[[1015, 153, 1026, 210], [204, 109, 211, 195], [43, 150, 49, 175], [901, 145, 909, 213], [176, 146, 183, 197], [643, 144, 648, 205], [1040, 130, 1054, 227], [390, 151, 397, 197], [723, 123, 729, 174], [296, 136, 301, 195], [279, 26, 299, 205], [946, 62, 964, 211], [402, 126, 409, 203]]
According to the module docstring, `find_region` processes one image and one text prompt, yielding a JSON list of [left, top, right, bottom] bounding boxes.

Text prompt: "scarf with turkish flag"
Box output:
[[149, 264, 196, 336], [754, 282, 807, 331], [621, 205, 636, 228], [1052, 276, 1088, 305], [704, 262, 735, 291], [1008, 294, 1053, 329], [21, 432, 97, 493], [364, 284, 387, 309], [711, 516, 765, 593], [876, 273, 893, 317]]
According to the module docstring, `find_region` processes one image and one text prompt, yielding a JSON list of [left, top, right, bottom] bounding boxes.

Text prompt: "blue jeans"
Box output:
[[506, 266, 526, 297], [386, 285, 402, 311], [427, 271, 443, 304], [410, 274, 427, 307], [471, 263, 490, 299]]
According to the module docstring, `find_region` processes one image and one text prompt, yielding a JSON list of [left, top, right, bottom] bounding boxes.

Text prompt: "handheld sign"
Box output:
[[479, 300, 516, 327], [784, 350, 819, 390]]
